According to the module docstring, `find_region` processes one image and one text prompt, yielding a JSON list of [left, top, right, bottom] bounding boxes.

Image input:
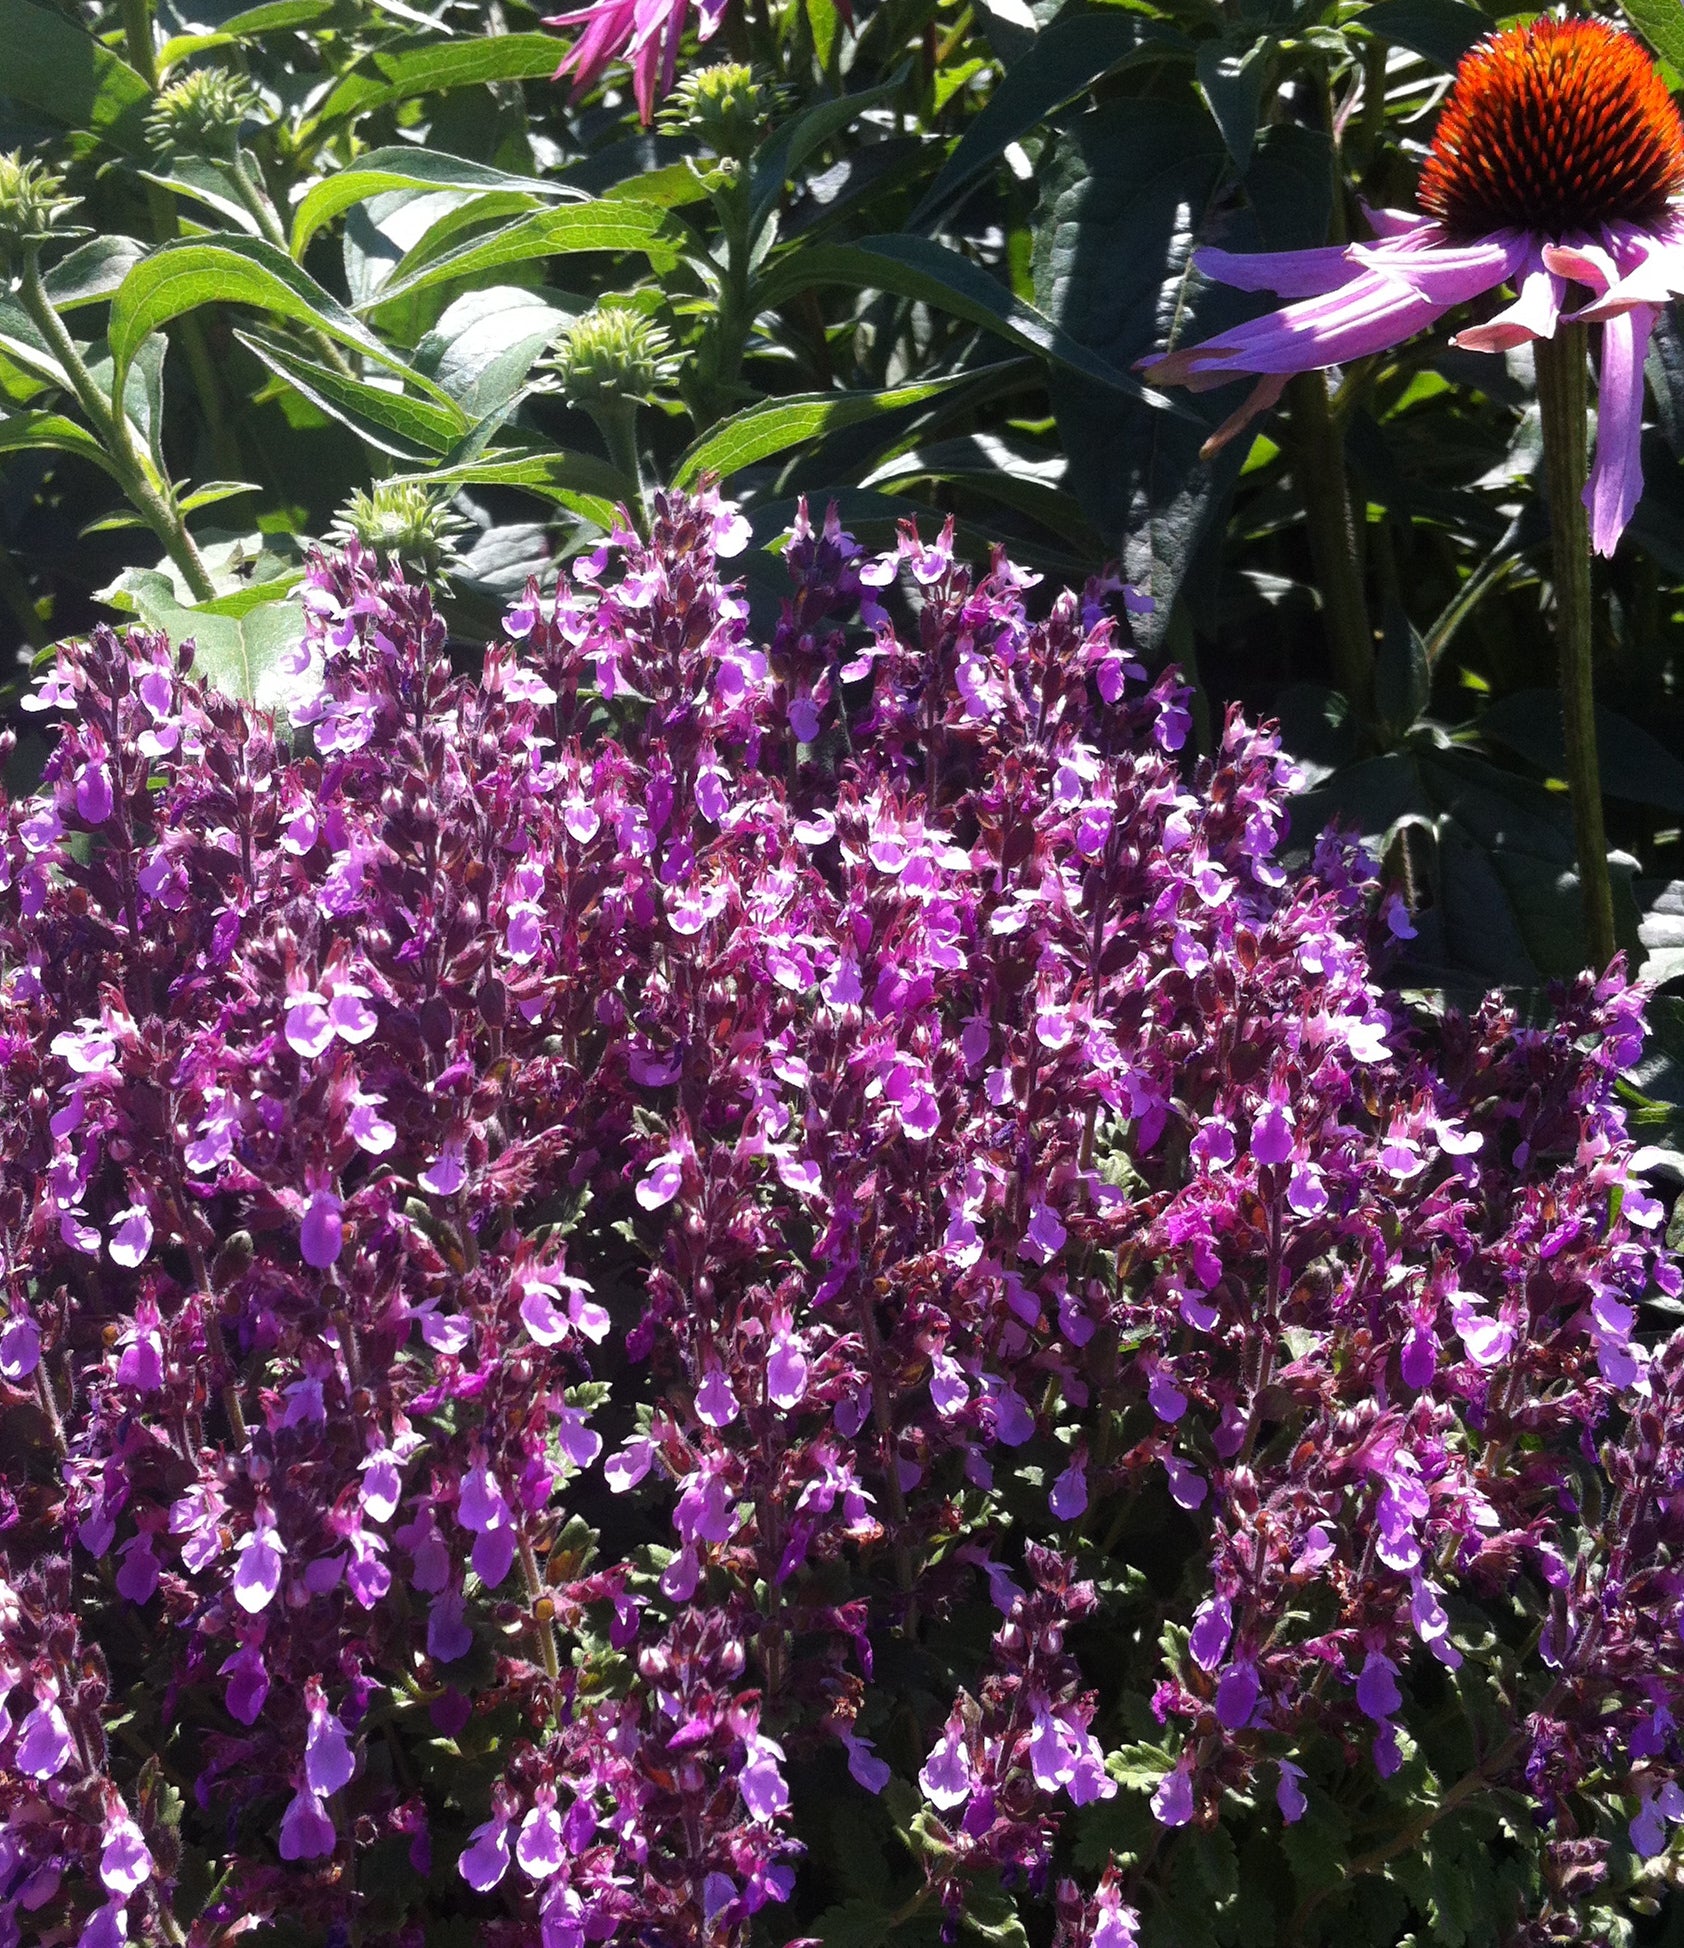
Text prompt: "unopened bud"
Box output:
[[146, 68, 261, 159]]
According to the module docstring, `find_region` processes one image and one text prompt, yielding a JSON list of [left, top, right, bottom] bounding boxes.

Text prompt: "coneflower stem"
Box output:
[[1287, 370, 1375, 727], [1534, 325, 1617, 974]]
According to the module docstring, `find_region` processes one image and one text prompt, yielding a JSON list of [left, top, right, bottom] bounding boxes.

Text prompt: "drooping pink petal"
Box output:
[[1585, 303, 1656, 557], [1192, 242, 1366, 300], [1453, 253, 1565, 352], [1570, 222, 1684, 320]]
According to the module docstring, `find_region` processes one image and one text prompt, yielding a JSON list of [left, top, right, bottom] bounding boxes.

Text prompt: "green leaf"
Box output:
[[43, 236, 148, 310], [108, 235, 424, 398], [234, 327, 468, 459], [291, 147, 582, 259], [1479, 689, 1684, 813], [1196, 38, 1272, 174], [674, 368, 1008, 487], [413, 287, 572, 419], [316, 33, 571, 124], [109, 573, 306, 711], [138, 157, 260, 234], [158, 0, 337, 72], [749, 73, 903, 243], [1624, 0, 1684, 77], [364, 202, 685, 309], [1359, 0, 1491, 69], [386, 446, 632, 530], [0, 409, 125, 482], [1031, 102, 1329, 647], [757, 235, 1182, 411], [0, 0, 153, 155], [914, 14, 1188, 228]]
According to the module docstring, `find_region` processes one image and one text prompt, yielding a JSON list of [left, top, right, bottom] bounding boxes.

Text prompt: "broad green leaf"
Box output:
[[1032, 104, 1329, 647], [103, 572, 307, 712], [757, 235, 1181, 411], [413, 287, 572, 419], [81, 481, 260, 534], [863, 433, 1090, 538], [1624, 0, 1684, 87], [0, 0, 153, 155], [139, 158, 263, 235], [108, 235, 430, 398], [1480, 689, 1684, 813], [0, 410, 125, 482], [235, 328, 469, 459], [1359, 0, 1490, 68], [158, 0, 337, 72], [44, 237, 148, 310], [1196, 38, 1272, 174], [359, 189, 571, 306], [674, 369, 1006, 487], [387, 446, 633, 529], [364, 202, 686, 308], [749, 72, 903, 243], [0, 297, 71, 391], [913, 15, 1186, 228], [291, 147, 582, 259], [316, 33, 567, 123]]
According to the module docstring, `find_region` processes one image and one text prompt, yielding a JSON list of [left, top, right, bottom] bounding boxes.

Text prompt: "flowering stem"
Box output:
[[1533, 325, 1617, 973], [1287, 371, 1375, 726]]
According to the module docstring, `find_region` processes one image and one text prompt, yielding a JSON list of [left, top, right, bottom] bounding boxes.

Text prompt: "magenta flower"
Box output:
[[1141, 17, 1684, 555], [545, 0, 728, 124]]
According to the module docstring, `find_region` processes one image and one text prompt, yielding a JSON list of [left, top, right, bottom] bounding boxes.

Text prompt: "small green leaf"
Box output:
[[235, 327, 469, 459], [365, 202, 686, 309], [674, 367, 1011, 488], [386, 446, 632, 531], [1196, 38, 1272, 174], [316, 33, 572, 124], [291, 146, 582, 260], [0, 0, 153, 154], [749, 72, 903, 243], [108, 235, 426, 399], [912, 14, 1185, 228], [43, 237, 148, 311], [0, 409, 125, 482], [1359, 0, 1490, 69], [1620, 0, 1684, 78]]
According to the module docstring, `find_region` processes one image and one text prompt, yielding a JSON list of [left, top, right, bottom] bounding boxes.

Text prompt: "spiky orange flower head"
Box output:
[[1417, 16, 1684, 239]]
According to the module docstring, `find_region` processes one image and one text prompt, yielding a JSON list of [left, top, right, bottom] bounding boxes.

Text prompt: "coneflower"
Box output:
[[1143, 14, 1678, 969]]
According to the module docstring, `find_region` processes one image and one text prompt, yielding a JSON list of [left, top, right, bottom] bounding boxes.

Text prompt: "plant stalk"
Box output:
[[1534, 325, 1617, 973], [1288, 369, 1374, 725], [19, 247, 217, 602]]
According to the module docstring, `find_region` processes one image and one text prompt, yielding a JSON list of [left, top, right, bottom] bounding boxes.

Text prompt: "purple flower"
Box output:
[[546, 0, 727, 123], [1189, 1592, 1233, 1671], [16, 1698, 74, 1778], [1049, 1458, 1088, 1521], [219, 1642, 269, 1725], [1150, 1761, 1195, 1828], [919, 1719, 973, 1809], [299, 1188, 344, 1269], [740, 1734, 790, 1822], [459, 1813, 512, 1891], [1356, 1651, 1403, 1722], [841, 1728, 891, 1794], [1276, 1760, 1308, 1823], [107, 1203, 153, 1269], [0, 1315, 41, 1381], [636, 1151, 683, 1210], [427, 1588, 475, 1663], [306, 1688, 356, 1794], [232, 1511, 286, 1614], [1215, 1662, 1260, 1730], [98, 1814, 152, 1897], [516, 1794, 566, 1879], [278, 1786, 336, 1860]]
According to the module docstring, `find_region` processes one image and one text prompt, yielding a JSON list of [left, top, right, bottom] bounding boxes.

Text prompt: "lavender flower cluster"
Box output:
[[1, 487, 1680, 1945]]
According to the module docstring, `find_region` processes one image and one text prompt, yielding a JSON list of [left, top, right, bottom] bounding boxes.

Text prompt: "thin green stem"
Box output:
[[1288, 369, 1375, 725], [119, 0, 159, 87], [1534, 324, 1617, 973], [19, 247, 216, 601], [588, 397, 644, 505]]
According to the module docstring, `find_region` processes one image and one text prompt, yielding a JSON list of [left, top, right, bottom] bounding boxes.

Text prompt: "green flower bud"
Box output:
[[146, 67, 262, 159], [666, 62, 772, 160], [0, 153, 80, 265], [544, 307, 677, 411], [329, 482, 467, 583]]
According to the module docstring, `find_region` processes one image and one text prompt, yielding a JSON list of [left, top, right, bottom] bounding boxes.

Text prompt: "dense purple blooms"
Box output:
[[0, 487, 1679, 1942]]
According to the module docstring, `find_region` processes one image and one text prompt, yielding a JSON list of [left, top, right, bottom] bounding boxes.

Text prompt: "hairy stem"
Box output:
[[1288, 370, 1374, 725], [19, 248, 216, 601], [1534, 325, 1617, 973]]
